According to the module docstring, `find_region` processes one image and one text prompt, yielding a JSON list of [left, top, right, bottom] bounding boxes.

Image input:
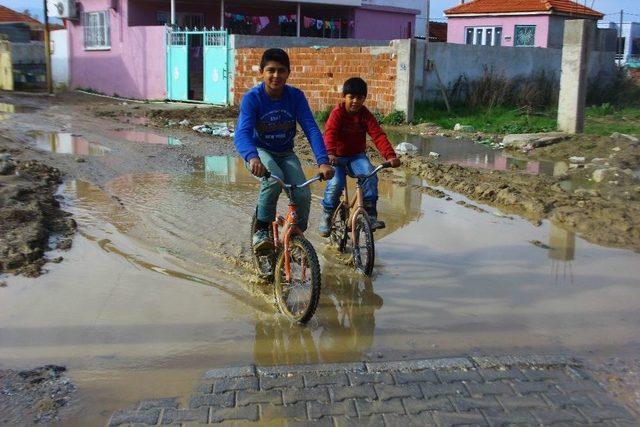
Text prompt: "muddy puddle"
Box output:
[[1, 155, 639, 424], [110, 129, 182, 146], [32, 132, 111, 155], [387, 131, 568, 177]]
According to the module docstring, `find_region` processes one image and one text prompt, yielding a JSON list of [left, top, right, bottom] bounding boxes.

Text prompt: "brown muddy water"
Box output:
[[1, 154, 639, 424]]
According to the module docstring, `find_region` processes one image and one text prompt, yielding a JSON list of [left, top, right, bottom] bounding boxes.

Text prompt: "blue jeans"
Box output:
[[321, 154, 378, 211], [253, 148, 311, 232]]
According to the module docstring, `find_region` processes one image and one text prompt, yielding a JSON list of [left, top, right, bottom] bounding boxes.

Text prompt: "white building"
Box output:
[[599, 21, 640, 64]]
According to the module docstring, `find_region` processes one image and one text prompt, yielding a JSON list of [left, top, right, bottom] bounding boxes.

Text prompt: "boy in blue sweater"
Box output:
[[234, 48, 334, 252]]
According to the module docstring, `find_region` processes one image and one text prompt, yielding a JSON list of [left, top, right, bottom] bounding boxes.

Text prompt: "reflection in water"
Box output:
[[386, 132, 564, 176], [34, 132, 110, 155], [254, 268, 383, 365], [111, 129, 182, 146], [0, 102, 39, 113], [548, 223, 575, 285]]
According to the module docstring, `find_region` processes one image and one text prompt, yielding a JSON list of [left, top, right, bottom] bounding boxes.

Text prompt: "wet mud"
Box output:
[[0, 145, 76, 276], [0, 365, 76, 424]]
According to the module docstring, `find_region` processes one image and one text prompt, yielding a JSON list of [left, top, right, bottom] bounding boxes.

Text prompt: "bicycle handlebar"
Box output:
[[261, 171, 324, 189], [354, 161, 392, 180]]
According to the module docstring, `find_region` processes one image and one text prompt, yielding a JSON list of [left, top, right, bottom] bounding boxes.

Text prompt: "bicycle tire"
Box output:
[[250, 208, 276, 280], [274, 236, 321, 324], [352, 212, 375, 276], [329, 202, 348, 252]]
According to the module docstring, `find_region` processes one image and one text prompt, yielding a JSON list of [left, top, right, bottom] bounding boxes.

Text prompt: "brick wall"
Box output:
[[233, 46, 397, 114]]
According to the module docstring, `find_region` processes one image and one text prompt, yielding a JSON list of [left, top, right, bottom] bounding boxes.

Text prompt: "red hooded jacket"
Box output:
[[323, 103, 396, 160]]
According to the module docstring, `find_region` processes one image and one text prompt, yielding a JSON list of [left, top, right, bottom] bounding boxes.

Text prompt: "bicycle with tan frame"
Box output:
[[327, 161, 392, 276]]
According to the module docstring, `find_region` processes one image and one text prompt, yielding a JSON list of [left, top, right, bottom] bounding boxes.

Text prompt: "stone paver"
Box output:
[[107, 355, 638, 426]]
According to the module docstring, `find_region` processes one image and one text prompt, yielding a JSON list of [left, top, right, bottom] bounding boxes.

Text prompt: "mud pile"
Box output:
[[0, 150, 76, 277], [0, 365, 75, 424], [146, 105, 238, 125]]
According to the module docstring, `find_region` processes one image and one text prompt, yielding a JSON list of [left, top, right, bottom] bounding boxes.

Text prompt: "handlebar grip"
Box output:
[[317, 172, 324, 182], [263, 170, 271, 179], [382, 161, 392, 168]]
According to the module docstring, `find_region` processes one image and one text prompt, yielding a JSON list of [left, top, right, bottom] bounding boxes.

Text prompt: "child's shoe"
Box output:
[[252, 229, 272, 252], [318, 208, 333, 237], [364, 202, 385, 231]]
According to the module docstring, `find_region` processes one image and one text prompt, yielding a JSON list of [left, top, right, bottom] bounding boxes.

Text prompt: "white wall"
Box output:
[[51, 29, 69, 87]]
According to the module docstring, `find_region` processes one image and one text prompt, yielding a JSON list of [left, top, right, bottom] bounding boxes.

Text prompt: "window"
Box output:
[[514, 25, 536, 47], [464, 26, 502, 46], [83, 11, 110, 50]]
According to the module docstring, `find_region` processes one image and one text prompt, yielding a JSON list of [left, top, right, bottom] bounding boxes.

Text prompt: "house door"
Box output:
[[166, 27, 228, 105], [203, 31, 228, 104], [166, 30, 188, 101]]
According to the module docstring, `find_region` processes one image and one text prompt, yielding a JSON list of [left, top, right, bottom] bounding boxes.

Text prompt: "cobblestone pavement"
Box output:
[[108, 355, 638, 426]]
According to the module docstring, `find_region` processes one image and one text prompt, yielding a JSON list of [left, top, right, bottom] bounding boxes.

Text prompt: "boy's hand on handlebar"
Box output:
[[318, 164, 335, 181], [249, 158, 267, 177], [389, 157, 401, 168]]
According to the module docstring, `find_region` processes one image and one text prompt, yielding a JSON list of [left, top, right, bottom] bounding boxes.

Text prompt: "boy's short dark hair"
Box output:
[[260, 48, 290, 71], [342, 77, 368, 97]]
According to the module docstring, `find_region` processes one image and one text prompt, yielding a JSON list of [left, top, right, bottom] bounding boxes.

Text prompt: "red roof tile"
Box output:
[[0, 5, 42, 25], [445, 0, 603, 19]]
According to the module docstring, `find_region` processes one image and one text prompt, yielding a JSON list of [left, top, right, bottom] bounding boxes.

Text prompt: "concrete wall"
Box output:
[[51, 29, 69, 87], [231, 39, 397, 114], [415, 40, 616, 101], [0, 35, 12, 90], [68, 0, 166, 99], [447, 15, 551, 47]]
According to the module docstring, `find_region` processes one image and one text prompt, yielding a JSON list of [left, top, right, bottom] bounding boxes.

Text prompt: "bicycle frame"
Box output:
[[263, 172, 322, 283], [338, 162, 389, 241]]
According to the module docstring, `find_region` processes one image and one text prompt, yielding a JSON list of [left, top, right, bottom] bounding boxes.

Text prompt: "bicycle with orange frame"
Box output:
[[250, 171, 324, 324]]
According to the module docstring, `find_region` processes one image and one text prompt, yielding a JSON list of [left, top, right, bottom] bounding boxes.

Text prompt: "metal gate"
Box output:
[[166, 27, 228, 104]]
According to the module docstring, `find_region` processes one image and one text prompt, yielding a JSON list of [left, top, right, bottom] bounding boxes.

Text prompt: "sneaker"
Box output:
[[318, 209, 333, 237], [252, 229, 272, 252], [369, 216, 386, 231]]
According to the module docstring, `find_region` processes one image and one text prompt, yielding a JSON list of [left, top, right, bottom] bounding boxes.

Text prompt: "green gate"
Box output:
[[166, 27, 228, 104]]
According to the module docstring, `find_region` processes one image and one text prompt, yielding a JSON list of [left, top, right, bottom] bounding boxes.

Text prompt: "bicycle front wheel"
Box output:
[[274, 236, 321, 324], [352, 212, 375, 276]]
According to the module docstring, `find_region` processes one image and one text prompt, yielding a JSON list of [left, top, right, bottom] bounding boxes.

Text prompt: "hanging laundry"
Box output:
[[259, 16, 270, 28], [316, 19, 323, 30], [224, 12, 232, 18], [303, 17, 313, 29]]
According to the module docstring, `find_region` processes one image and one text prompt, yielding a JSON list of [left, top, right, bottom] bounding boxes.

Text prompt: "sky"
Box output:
[[1, 0, 638, 23]]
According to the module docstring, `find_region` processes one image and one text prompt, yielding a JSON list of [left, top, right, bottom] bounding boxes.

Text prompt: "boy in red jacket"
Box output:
[[318, 77, 401, 237]]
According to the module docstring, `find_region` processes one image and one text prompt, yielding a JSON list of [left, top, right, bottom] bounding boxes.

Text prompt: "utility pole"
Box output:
[[422, 0, 430, 102], [618, 9, 624, 66], [42, 0, 53, 93]]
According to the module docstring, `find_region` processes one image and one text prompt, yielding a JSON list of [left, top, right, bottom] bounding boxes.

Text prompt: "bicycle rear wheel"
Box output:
[[352, 212, 375, 276], [329, 202, 348, 252], [251, 208, 276, 280], [274, 236, 321, 324]]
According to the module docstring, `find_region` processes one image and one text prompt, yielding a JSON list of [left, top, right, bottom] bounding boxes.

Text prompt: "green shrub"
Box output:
[[372, 110, 385, 124], [382, 110, 406, 125], [314, 106, 333, 123]]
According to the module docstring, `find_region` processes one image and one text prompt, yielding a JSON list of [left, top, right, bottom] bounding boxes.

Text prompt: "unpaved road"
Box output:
[[1, 91, 640, 423]]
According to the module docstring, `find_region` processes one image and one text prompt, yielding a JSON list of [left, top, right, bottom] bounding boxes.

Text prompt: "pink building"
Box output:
[[65, 0, 418, 101], [444, 0, 603, 48]]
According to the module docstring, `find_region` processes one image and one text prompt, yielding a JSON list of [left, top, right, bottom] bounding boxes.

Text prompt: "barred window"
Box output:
[[83, 11, 110, 50]]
